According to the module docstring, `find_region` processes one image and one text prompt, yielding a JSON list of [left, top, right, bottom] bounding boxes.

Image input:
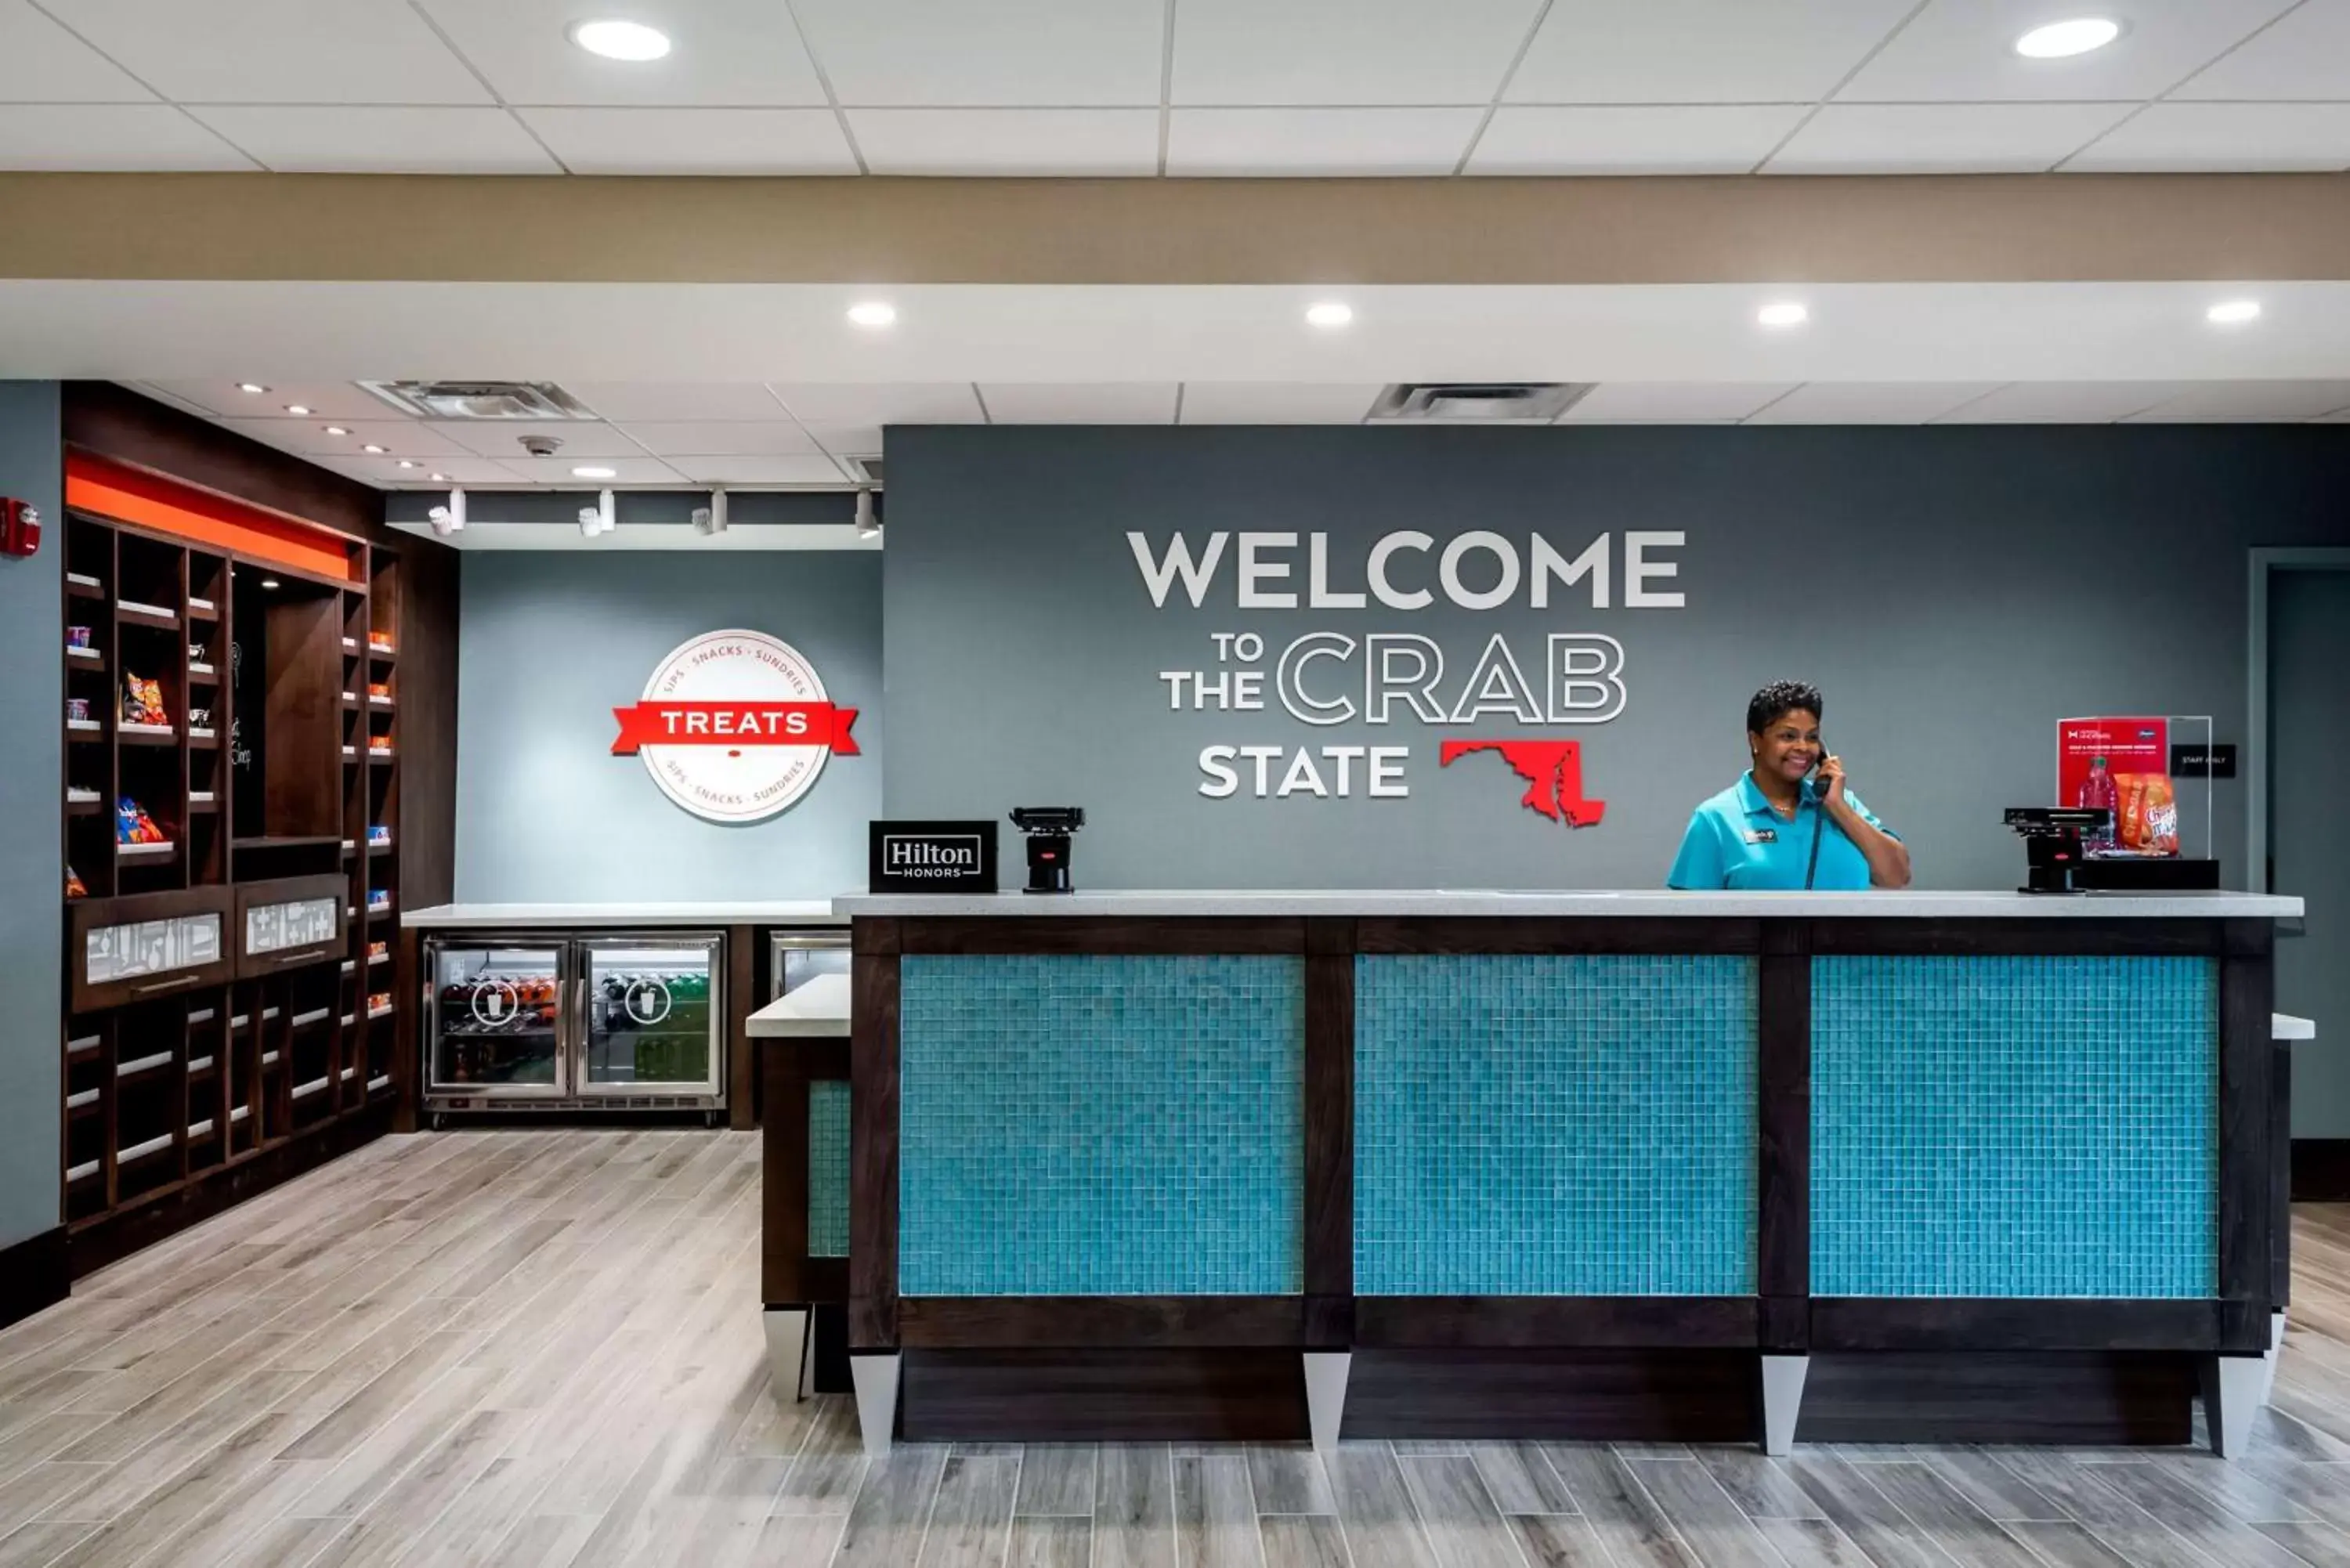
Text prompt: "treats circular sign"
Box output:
[[610, 630, 860, 824]]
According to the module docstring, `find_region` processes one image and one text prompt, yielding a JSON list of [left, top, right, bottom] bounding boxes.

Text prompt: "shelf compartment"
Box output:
[[67, 1159, 101, 1183], [119, 1133, 176, 1164], [66, 573, 106, 600], [119, 724, 176, 745], [290, 1076, 331, 1102], [67, 794, 103, 817], [260, 1050, 280, 1067], [187, 1118, 215, 1140], [367, 1075, 392, 1093], [116, 1050, 175, 1078], [67, 1034, 101, 1057], [66, 1089, 100, 1111], [67, 719, 105, 739], [66, 646, 106, 668], [188, 662, 219, 680], [188, 728, 219, 748], [116, 842, 179, 859], [367, 1004, 395, 1021], [290, 1006, 332, 1030], [188, 1054, 215, 1074], [187, 596, 218, 620]]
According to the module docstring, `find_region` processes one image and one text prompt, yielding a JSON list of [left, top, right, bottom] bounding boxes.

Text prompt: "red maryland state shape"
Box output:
[[611, 700, 860, 756], [1440, 739, 1606, 827]]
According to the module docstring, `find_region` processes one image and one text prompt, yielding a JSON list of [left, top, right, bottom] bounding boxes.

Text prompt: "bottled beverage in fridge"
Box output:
[[2077, 755, 2117, 853]]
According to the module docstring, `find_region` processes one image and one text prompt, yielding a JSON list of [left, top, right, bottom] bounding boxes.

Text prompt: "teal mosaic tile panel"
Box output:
[[1354, 954, 1758, 1296], [807, 1079, 850, 1259], [1812, 956, 2217, 1299], [898, 955, 1303, 1296]]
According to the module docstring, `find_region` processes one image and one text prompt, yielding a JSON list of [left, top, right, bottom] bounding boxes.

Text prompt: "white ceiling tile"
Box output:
[[1932, 381, 2207, 421], [141, 381, 400, 420], [1171, 0, 1542, 106], [2175, 0, 2350, 99], [412, 0, 825, 107], [615, 421, 822, 457], [188, 107, 559, 175], [1560, 383, 1801, 421], [0, 0, 153, 102], [494, 456, 692, 485], [424, 421, 650, 459], [1743, 382, 2005, 424], [1508, 0, 1914, 103], [2121, 381, 2350, 420], [766, 384, 986, 425], [42, 0, 490, 105], [566, 384, 786, 421], [799, 422, 884, 456], [0, 105, 247, 169], [1838, 0, 2297, 102], [1767, 103, 2135, 174], [978, 384, 1179, 423], [1166, 108, 1484, 175], [2063, 103, 2350, 171], [517, 108, 854, 175], [1470, 106, 1806, 175], [665, 455, 855, 485], [1177, 385, 1383, 424], [215, 417, 473, 458], [790, 0, 1163, 107], [848, 109, 1159, 174], [308, 454, 518, 487]]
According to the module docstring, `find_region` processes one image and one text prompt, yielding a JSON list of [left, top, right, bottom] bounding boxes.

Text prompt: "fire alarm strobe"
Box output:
[[0, 497, 40, 558]]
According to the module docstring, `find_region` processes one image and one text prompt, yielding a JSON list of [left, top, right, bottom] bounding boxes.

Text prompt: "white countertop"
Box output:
[[2276, 1013, 2317, 1042], [403, 901, 848, 929], [832, 889, 2305, 919], [747, 973, 852, 1038]]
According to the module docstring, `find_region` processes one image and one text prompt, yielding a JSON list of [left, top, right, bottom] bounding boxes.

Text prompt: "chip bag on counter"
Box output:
[[2115, 772, 2179, 856], [120, 671, 168, 726]]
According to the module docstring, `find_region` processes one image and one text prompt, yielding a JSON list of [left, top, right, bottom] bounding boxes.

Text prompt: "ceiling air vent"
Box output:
[[1367, 383, 1595, 423], [360, 381, 598, 421]]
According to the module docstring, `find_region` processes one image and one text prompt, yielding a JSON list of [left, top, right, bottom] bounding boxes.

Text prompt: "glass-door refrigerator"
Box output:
[[421, 930, 725, 1122]]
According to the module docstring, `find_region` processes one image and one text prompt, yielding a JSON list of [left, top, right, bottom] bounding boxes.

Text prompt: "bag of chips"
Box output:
[[115, 796, 166, 845], [121, 672, 168, 726], [2115, 772, 2179, 856]]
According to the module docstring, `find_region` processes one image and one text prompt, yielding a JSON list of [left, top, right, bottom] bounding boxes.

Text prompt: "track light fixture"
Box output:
[[692, 489, 729, 536], [855, 487, 880, 540], [427, 487, 466, 537], [577, 488, 617, 537]]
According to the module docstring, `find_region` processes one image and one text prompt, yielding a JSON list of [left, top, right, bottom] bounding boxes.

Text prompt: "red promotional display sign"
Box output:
[[2057, 716, 2175, 856], [610, 700, 859, 756]]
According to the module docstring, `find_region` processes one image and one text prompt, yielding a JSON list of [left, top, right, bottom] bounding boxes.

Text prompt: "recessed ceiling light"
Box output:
[[569, 18, 671, 61], [284, 404, 311, 416], [1756, 301, 1810, 328], [573, 465, 619, 479], [324, 425, 349, 436], [428, 472, 449, 483], [2015, 17, 2121, 58], [2207, 298, 2261, 324], [362, 444, 388, 454], [237, 383, 267, 395], [1305, 301, 1354, 329], [397, 460, 419, 469], [847, 301, 897, 328], [259, 578, 280, 590]]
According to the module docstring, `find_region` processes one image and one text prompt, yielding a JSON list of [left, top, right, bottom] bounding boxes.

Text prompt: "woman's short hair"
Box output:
[[1747, 680, 1824, 735]]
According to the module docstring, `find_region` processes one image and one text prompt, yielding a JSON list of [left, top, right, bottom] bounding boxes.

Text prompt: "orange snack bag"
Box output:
[[2115, 772, 2179, 855]]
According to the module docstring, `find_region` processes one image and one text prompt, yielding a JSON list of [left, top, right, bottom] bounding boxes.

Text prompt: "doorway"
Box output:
[[2254, 550, 2350, 1158]]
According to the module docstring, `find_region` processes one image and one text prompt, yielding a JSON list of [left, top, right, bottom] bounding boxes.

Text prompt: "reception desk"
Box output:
[[800, 889, 2301, 1456]]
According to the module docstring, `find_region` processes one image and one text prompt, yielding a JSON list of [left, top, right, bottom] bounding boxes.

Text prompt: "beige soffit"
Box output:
[[2, 172, 2348, 285]]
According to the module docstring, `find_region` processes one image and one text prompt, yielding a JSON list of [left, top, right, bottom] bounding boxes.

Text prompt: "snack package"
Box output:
[[120, 672, 168, 726], [114, 796, 166, 845], [66, 865, 87, 900], [2115, 772, 2180, 856]]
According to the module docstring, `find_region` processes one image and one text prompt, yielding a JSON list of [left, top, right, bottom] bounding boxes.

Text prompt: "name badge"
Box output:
[[1744, 829, 1778, 845]]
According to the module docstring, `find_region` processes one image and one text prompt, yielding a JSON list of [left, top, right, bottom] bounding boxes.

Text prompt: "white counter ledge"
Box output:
[[404, 901, 849, 929], [747, 973, 851, 1038], [832, 889, 2305, 919]]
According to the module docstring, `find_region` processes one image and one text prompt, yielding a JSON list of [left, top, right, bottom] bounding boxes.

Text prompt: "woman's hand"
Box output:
[[1814, 753, 1846, 807]]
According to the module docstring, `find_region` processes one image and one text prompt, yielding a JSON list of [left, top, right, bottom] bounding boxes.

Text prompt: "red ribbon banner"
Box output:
[[611, 701, 860, 756]]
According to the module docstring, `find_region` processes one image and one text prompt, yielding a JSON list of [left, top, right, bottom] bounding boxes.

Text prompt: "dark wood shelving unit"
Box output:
[[60, 501, 413, 1269]]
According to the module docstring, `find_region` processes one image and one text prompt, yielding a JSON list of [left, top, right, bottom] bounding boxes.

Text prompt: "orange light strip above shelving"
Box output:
[[66, 453, 356, 581]]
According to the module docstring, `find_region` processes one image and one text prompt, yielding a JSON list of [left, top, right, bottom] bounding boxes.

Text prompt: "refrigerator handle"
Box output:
[[568, 963, 588, 1098]]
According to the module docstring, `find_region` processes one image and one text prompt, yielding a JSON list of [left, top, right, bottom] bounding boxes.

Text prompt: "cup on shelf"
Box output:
[[66, 697, 89, 723], [187, 641, 207, 664], [189, 706, 212, 728], [67, 626, 91, 650]]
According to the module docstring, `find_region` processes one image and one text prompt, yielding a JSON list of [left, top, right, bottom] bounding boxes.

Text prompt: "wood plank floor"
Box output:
[[2, 1131, 2348, 1568]]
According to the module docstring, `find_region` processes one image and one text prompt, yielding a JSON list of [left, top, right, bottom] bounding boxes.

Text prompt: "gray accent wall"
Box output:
[[455, 551, 882, 903], [0, 383, 61, 1250], [884, 425, 2350, 894]]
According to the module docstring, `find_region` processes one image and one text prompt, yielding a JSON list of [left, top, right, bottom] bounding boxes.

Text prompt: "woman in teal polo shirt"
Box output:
[[1668, 680, 1912, 891]]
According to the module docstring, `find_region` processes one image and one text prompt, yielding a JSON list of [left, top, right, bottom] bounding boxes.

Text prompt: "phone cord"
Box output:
[[1804, 786, 1826, 891]]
